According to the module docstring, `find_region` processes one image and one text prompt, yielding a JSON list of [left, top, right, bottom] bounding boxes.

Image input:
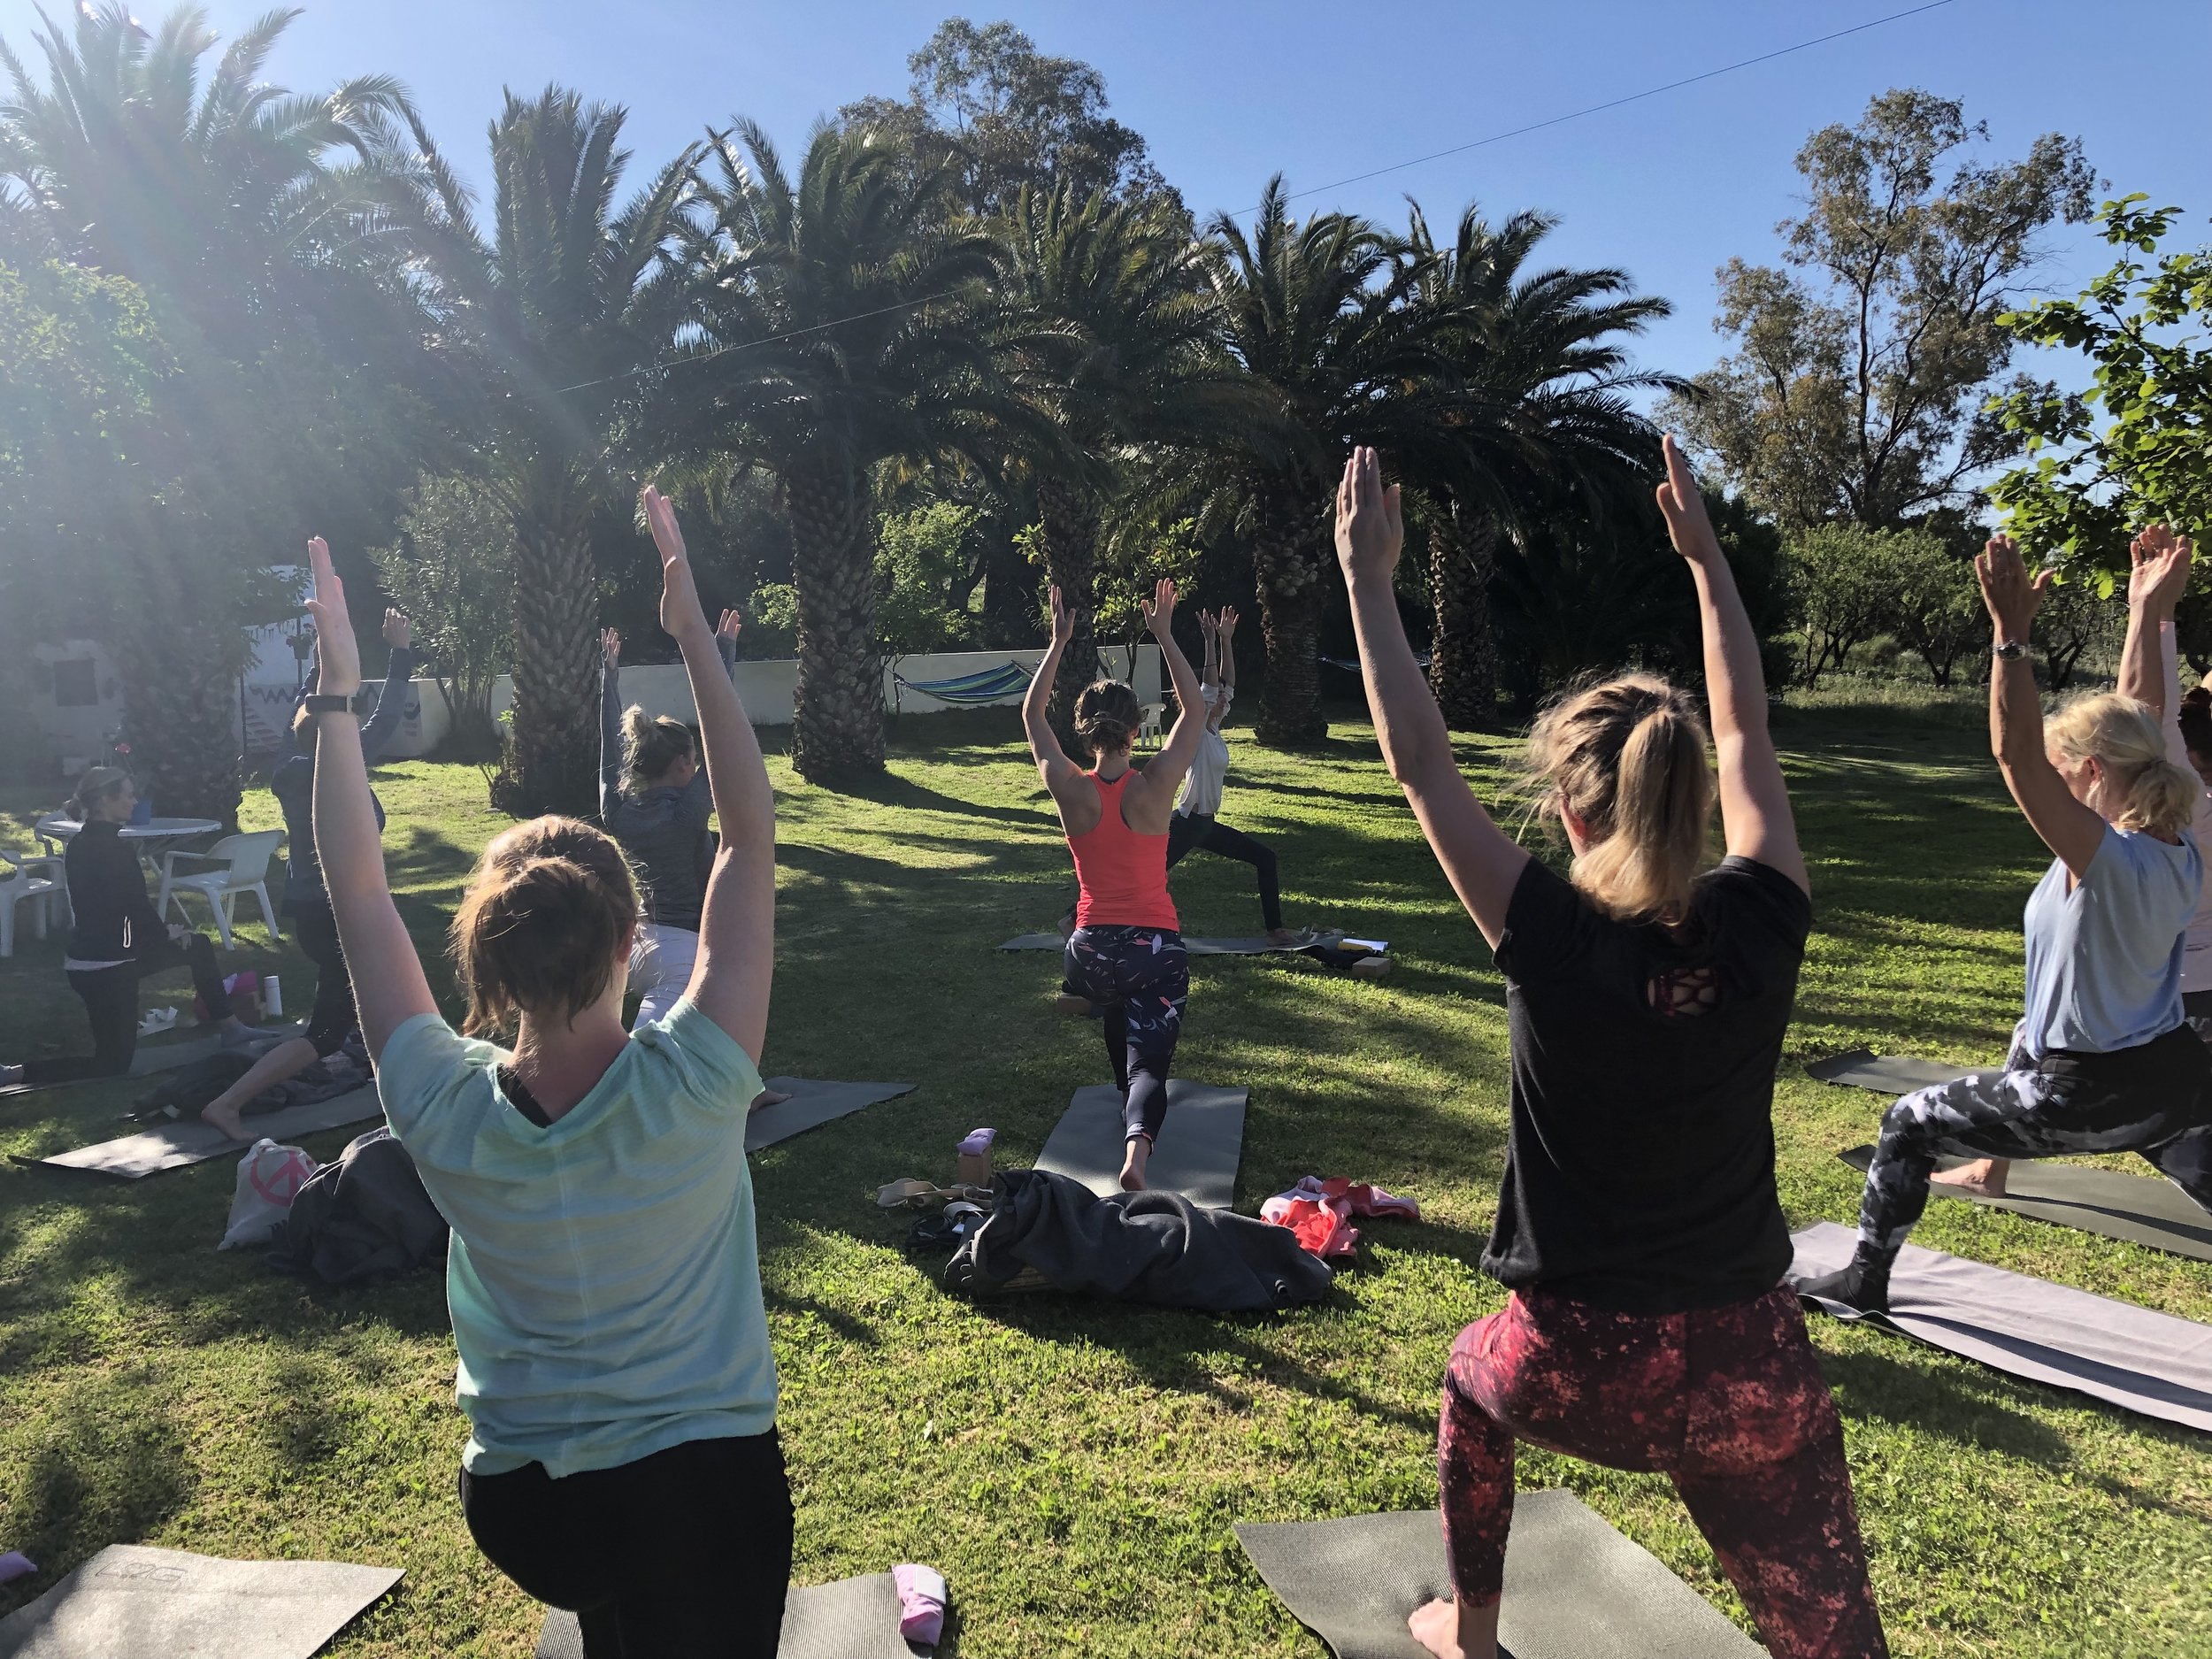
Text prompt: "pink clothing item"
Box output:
[[1261, 1176, 1421, 1257], [894, 1562, 947, 1646]]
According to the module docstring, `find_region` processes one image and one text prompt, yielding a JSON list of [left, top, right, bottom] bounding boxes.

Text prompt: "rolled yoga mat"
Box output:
[[536, 1571, 921, 1659], [13, 1085, 382, 1180], [1802, 1049, 1970, 1094], [1034, 1079, 1246, 1210], [1838, 1145, 2212, 1263], [0, 1024, 311, 1102], [0, 1545, 401, 1659], [1790, 1220, 2212, 1432], [1234, 1488, 1763, 1659], [745, 1078, 917, 1154]]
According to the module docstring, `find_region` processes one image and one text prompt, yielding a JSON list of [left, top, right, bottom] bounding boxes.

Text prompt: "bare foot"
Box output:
[[1054, 992, 1094, 1017], [1932, 1157, 2008, 1198], [1408, 1596, 1497, 1659], [1118, 1136, 1150, 1192], [200, 1100, 247, 1142], [1268, 927, 1302, 948], [750, 1088, 792, 1112]]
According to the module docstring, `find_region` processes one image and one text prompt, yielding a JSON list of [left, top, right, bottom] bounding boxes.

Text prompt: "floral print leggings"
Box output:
[[1064, 925, 1187, 1141], [1440, 1285, 1887, 1659]]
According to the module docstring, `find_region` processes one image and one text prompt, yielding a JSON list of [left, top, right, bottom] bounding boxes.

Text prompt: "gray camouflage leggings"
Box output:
[[1855, 1021, 2212, 1271]]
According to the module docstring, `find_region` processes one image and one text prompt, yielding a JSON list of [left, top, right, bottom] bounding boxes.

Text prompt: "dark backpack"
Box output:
[[266, 1126, 447, 1285]]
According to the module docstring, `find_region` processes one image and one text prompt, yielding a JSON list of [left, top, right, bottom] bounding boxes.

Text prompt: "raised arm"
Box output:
[[1210, 606, 1240, 732], [1979, 534, 2107, 879], [1655, 435, 1807, 895], [598, 628, 625, 823], [1126, 580, 1209, 823], [302, 539, 438, 1060], [1023, 588, 1092, 823], [357, 611, 418, 765], [642, 489, 775, 1062], [2118, 526, 2193, 770], [1336, 447, 1528, 947]]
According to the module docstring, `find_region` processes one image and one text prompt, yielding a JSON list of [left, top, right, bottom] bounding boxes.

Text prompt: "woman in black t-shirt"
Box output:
[[1334, 443, 1886, 1659]]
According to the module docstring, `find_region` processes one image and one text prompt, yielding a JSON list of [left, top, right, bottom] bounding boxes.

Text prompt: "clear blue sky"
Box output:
[[12, 0, 2210, 391]]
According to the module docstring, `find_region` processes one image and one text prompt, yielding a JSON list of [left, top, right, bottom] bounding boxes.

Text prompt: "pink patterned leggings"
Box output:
[[1439, 1285, 1887, 1659]]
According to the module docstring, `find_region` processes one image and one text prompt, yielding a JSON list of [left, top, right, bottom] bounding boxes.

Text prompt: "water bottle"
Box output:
[[262, 975, 283, 1018]]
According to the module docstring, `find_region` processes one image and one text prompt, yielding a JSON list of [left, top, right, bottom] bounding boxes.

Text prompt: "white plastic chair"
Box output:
[[0, 850, 63, 958], [1137, 701, 1165, 749], [158, 831, 284, 948]]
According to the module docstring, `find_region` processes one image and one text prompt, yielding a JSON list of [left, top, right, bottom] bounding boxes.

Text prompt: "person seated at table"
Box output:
[[1, 768, 268, 1087], [199, 611, 419, 1139]]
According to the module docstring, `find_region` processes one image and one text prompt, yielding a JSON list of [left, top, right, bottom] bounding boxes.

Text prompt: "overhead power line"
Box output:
[[549, 0, 1961, 397]]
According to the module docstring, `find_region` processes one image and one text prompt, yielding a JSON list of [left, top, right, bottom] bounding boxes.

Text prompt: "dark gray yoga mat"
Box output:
[[1234, 1488, 1763, 1659], [1035, 1079, 1246, 1210], [1791, 1221, 2212, 1432], [1802, 1048, 1970, 1094], [536, 1571, 924, 1659], [999, 930, 1344, 955], [745, 1077, 916, 1153], [1838, 1145, 2212, 1263], [0, 1024, 310, 1101], [15, 1086, 382, 1179], [0, 1544, 401, 1659]]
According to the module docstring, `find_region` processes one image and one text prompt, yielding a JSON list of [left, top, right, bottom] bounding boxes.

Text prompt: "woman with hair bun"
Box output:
[[1805, 527, 2212, 1317], [302, 491, 791, 1655], [1337, 440, 1886, 1659], [1024, 578, 1207, 1192]]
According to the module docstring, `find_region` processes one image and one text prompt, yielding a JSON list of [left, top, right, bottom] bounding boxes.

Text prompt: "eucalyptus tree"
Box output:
[[672, 118, 1022, 782]]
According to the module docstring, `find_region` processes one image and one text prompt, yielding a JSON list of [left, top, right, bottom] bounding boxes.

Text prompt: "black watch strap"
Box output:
[[302, 694, 354, 715]]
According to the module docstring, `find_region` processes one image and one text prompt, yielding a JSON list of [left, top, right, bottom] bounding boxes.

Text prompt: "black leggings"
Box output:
[[22, 933, 234, 1085], [459, 1431, 794, 1659], [1064, 925, 1188, 1141], [1167, 811, 1282, 932], [294, 907, 358, 1057]]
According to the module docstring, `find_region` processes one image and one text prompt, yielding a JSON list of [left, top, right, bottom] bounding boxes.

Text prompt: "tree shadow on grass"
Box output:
[[837, 769, 1056, 832]]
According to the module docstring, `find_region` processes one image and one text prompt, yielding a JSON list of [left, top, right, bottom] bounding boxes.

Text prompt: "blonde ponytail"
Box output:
[[1527, 673, 1717, 925], [2047, 692, 2200, 839], [622, 706, 695, 793]]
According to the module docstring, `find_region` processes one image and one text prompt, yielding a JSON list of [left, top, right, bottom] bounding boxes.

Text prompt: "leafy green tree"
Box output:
[[877, 501, 984, 653], [403, 88, 695, 813], [1668, 89, 2097, 528], [1783, 524, 1893, 685], [1991, 196, 2212, 561], [371, 477, 516, 758], [1880, 526, 1983, 687], [674, 119, 1015, 782]]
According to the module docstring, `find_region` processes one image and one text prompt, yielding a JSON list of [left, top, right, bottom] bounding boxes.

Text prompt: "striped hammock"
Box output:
[[894, 661, 1034, 704]]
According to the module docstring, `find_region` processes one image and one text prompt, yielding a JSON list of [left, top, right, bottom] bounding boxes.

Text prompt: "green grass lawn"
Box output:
[[2, 701, 2208, 1657]]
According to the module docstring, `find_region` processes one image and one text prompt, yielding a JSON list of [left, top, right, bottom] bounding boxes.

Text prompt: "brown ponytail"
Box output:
[[1526, 672, 1716, 925], [1074, 679, 1141, 759], [450, 816, 641, 1035], [623, 706, 695, 792], [2180, 686, 2212, 772]]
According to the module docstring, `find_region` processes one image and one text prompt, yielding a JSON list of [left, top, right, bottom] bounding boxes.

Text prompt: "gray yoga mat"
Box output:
[[1802, 1048, 1970, 1094], [1791, 1221, 2212, 1432], [745, 1078, 917, 1153], [1838, 1145, 2212, 1263], [15, 1086, 382, 1180], [1033, 1079, 1247, 1210], [536, 1571, 922, 1659], [999, 930, 1342, 955], [0, 1544, 401, 1659], [1234, 1488, 1763, 1659], [0, 1024, 310, 1100]]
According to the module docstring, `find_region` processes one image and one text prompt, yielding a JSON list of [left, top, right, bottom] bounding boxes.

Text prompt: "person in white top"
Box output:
[[1163, 607, 1300, 946]]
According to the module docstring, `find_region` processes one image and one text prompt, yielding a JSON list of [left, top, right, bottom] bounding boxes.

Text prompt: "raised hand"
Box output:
[[718, 609, 742, 644], [1976, 534, 2054, 641], [1048, 584, 1076, 648], [1199, 609, 1219, 643], [1334, 447, 1402, 584], [1140, 576, 1178, 641], [303, 536, 362, 695], [2130, 524, 2193, 615], [1655, 434, 1721, 565], [1218, 604, 1239, 639], [641, 486, 709, 643], [381, 609, 411, 652], [601, 627, 621, 669]]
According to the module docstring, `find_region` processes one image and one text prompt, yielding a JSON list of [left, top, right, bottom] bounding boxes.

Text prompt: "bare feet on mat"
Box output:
[[1055, 992, 1095, 1017], [1268, 926, 1301, 948], [1409, 1595, 1497, 1659], [750, 1088, 792, 1112], [1119, 1135, 1150, 1192], [1932, 1157, 2008, 1197], [200, 1100, 247, 1142]]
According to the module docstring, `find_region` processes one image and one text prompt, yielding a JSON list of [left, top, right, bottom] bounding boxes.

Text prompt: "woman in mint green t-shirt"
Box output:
[[299, 488, 788, 1657]]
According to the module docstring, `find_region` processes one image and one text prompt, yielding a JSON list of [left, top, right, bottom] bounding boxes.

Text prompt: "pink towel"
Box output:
[[1261, 1177, 1421, 1257], [894, 1562, 946, 1646], [956, 1127, 996, 1156]]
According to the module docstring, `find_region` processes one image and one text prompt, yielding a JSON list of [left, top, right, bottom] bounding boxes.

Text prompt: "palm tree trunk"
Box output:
[[1250, 472, 1328, 747], [1037, 475, 1100, 750], [494, 515, 600, 818], [786, 456, 885, 784], [1427, 498, 1500, 728]]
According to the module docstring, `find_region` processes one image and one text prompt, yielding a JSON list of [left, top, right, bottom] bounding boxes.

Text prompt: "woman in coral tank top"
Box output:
[[1024, 579, 1209, 1190]]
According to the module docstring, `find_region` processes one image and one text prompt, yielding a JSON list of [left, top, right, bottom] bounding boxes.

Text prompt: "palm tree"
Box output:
[[673, 119, 1016, 783], [0, 2, 426, 823], [1198, 180, 1444, 745], [401, 88, 695, 814], [1403, 202, 1674, 726], [996, 182, 1271, 740]]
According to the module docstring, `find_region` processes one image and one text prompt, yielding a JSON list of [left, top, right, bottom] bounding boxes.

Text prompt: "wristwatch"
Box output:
[[302, 694, 356, 715], [1992, 640, 2029, 660]]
